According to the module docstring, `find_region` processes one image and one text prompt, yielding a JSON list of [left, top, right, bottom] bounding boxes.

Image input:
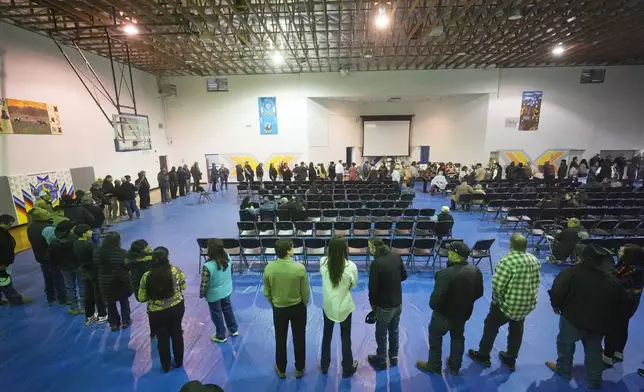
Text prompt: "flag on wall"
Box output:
[[518, 91, 543, 131], [258, 96, 278, 135], [0, 98, 63, 135]]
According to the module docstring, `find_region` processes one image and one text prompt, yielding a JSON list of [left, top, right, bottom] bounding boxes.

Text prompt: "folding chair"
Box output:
[[366, 201, 380, 209], [386, 208, 404, 221], [374, 221, 393, 238], [354, 208, 370, 221], [349, 201, 363, 209], [434, 238, 464, 270], [338, 209, 355, 222], [239, 238, 262, 269], [237, 184, 249, 199], [307, 201, 320, 210], [481, 200, 502, 220], [391, 238, 413, 264], [292, 238, 305, 263], [335, 201, 349, 209], [590, 219, 618, 237], [322, 209, 339, 222], [294, 221, 313, 236], [307, 209, 322, 222], [401, 194, 415, 205], [395, 220, 414, 237], [470, 239, 496, 272], [237, 221, 257, 237], [256, 221, 275, 237], [321, 201, 334, 210], [261, 237, 278, 264], [347, 238, 370, 268], [410, 238, 437, 272], [380, 201, 395, 209], [418, 208, 436, 220], [304, 238, 327, 265], [260, 209, 276, 222], [276, 209, 291, 222], [222, 238, 242, 269], [333, 221, 352, 237], [276, 221, 295, 237], [613, 219, 640, 237], [371, 208, 387, 221], [198, 188, 214, 203], [500, 208, 523, 231], [434, 221, 454, 239], [396, 201, 411, 209], [403, 209, 420, 221], [196, 238, 209, 270], [415, 221, 436, 237], [315, 221, 333, 237], [352, 221, 371, 237]]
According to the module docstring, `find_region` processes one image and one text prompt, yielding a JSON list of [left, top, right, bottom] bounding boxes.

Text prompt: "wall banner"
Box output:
[[0, 98, 63, 135], [8, 170, 75, 224], [258, 96, 278, 135], [518, 91, 543, 131]]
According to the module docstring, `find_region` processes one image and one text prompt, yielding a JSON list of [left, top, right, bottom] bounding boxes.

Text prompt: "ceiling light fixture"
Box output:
[[271, 50, 284, 66], [375, 8, 390, 29], [508, 9, 523, 20], [567, 16, 576, 23], [123, 24, 139, 35], [552, 45, 565, 56], [364, 49, 374, 59]]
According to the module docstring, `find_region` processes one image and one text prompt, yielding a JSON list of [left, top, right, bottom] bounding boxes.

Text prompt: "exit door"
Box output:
[[159, 155, 168, 171], [205, 154, 222, 181]]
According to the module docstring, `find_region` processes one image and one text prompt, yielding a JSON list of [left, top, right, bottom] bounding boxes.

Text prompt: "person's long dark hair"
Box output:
[[126, 239, 149, 261], [241, 196, 252, 209], [99, 232, 121, 262], [146, 247, 174, 301], [207, 238, 229, 271], [369, 238, 390, 258], [326, 236, 348, 288], [620, 244, 644, 267]]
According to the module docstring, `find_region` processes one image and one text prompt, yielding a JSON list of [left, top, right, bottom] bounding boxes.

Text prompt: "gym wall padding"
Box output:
[[70, 166, 96, 193]]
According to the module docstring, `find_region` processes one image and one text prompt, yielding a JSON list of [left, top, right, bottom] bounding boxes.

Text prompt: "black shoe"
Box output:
[[110, 324, 120, 332], [172, 360, 182, 369], [389, 356, 398, 367], [467, 349, 491, 368], [342, 361, 358, 378], [368, 355, 387, 370], [416, 361, 441, 375], [638, 369, 644, 377], [498, 351, 516, 372], [122, 321, 131, 329], [321, 366, 328, 375], [446, 356, 459, 376]]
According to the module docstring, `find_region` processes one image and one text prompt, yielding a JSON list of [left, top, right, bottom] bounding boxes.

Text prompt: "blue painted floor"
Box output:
[[2, 185, 643, 392]]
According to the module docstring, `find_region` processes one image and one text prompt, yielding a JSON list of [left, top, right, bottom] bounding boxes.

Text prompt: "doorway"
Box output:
[[159, 155, 168, 172], [205, 154, 222, 181], [346, 147, 353, 165]]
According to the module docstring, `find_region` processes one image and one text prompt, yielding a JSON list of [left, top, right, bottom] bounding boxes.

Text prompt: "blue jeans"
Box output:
[[40, 263, 67, 304], [124, 199, 140, 218], [556, 316, 603, 388], [61, 268, 85, 311], [0, 281, 23, 305], [375, 305, 402, 364], [161, 187, 170, 203], [208, 296, 238, 339], [91, 228, 101, 244]]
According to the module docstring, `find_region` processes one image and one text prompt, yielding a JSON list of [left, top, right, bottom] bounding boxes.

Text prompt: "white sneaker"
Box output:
[[84, 314, 98, 326], [232, 331, 239, 337], [614, 351, 624, 362], [97, 315, 108, 325]]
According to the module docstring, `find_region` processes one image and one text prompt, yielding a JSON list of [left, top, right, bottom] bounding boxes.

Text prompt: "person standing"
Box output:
[[138, 247, 187, 373], [77, 192, 105, 244], [243, 161, 254, 184], [72, 224, 107, 325], [269, 163, 278, 182], [320, 237, 359, 377], [126, 239, 155, 338], [158, 168, 171, 204], [48, 220, 83, 315], [60, 194, 95, 226], [96, 232, 132, 331], [183, 164, 192, 194], [200, 239, 239, 343], [209, 164, 219, 192], [282, 165, 292, 183], [119, 176, 140, 219], [468, 234, 540, 371], [546, 244, 624, 389], [263, 239, 310, 379], [169, 167, 179, 198], [0, 214, 33, 306], [256, 163, 264, 183], [27, 208, 66, 305], [602, 244, 644, 365], [367, 238, 408, 370], [308, 162, 317, 183], [416, 242, 483, 375], [102, 175, 118, 222], [177, 166, 187, 196], [191, 162, 202, 192], [135, 171, 151, 209], [219, 164, 229, 190], [328, 161, 336, 182], [557, 159, 568, 180], [349, 163, 358, 181], [114, 179, 127, 218]]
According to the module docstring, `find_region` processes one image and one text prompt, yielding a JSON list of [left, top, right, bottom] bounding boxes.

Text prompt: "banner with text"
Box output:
[[258, 96, 278, 135]]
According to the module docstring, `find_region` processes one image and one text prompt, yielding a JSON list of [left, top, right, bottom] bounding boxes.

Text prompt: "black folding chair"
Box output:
[[196, 238, 209, 270], [323, 209, 339, 222], [256, 221, 275, 237], [295, 221, 313, 236], [470, 239, 496, 272], [352, 221, 371, 237], [333, 221, 352, 237], [395, 220, 414, 237], [276, 221, 295, 237], [347, 238, 370, 268], [403, 209, 420, 221], [261, 237, 278, 264], [434, 238, 464, 270], [276, 209, 291, 222], [391, 238, 413, 264], [315, 221, 333, 237], [304, 238, 327, 265], [355, 208, 371, 221], [307, 209, 322, 222], [374, 221, 393, 238], [237, 221, 257, 237], [415, 221, 436, 237], [222, 238, 242, 269], [613, 219, 640, 237], [338, 209, 355, 221], [418, 208, 436, 220], [410, 238, 437, 272], [239, 238, 261, 269], [434, 221, 454, 239]]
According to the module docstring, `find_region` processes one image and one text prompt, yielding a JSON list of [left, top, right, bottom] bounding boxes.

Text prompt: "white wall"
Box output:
[[167, 65, 643, 168], [0, 22, 169, 187]]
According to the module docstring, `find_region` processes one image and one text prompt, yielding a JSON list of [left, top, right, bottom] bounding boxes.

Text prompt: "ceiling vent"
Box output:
[[387, 97, 402, 102], [206, 77, 229, 92], [580, 68, 606, 83]]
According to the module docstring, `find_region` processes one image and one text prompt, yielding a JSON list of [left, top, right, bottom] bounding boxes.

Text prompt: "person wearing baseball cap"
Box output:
[[416, 241, 483, 375], [546, 243, 623, 389]]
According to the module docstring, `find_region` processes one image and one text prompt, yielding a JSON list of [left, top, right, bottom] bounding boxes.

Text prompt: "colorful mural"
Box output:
[[258, 97, 278, 135], [499, 149, 570, 171], [8, 170, 74, 224], [221, 153, 302, 179], [0, 98, 63, 135], [518, 91, 543, 131]]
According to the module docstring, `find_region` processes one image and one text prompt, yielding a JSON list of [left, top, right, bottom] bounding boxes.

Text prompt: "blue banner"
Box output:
[[258, 96, 278, 135]]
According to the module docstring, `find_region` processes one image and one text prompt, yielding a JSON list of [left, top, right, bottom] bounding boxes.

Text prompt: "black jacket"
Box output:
[[269, 166, 278, 179], [157, 172, 169, 188], [102, 181, 116, 198], [0, 227, 16, 267], [118, 182, 137, 200], [191, 166, 202, 181], [558, 163, 568, 179], [256, 165, 264, 178], [236, 165, 245, 182], [329, 164, 336, 178], [62, 204, 95, 226], [308, 167, 317, 181], [553, 226, 586, 261], [177, 169, 187, 184], [549, 261, 624, 334], [83, 203, 105, 229], [437, 212, 454, 222], [115, 183, 125, 201], [369, 251, 408, 308], [126, 255, 153, 300], [91, 187, 110, 207], [96, 248, 132, 302], [73, 239, 98, 279], [430, 261, 483, 321], [48, 229, 80, 270], [366, 169, 378, 183], [136, 177, 151, 193], [282, 169, 292, 182], [169, 170, 178, 185], [27, 220, 52, 263]]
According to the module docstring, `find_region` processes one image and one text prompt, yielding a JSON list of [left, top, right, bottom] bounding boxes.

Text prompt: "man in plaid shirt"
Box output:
[[468, 234, 540, 371]]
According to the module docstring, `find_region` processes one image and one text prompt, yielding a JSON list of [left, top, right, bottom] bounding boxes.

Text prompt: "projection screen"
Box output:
[[362, 118, 411, 156]]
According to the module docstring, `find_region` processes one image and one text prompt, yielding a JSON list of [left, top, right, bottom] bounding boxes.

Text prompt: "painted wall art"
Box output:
[[258, 96, 278, 135], [0, 98, 63, 135], [518, 91, 543, 131], [7, 170, 74, 224]]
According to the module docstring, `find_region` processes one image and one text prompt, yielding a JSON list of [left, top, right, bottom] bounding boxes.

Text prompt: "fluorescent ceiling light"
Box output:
[[567, 16, 576, 23], [271, 51, 284, 66], [123, 24, 139, 35], [375, 8, 389, 29], [508, 10, 523, 20], [428, 25, 444, 36], [552, 45, 565, 56], [364, 49, 374, 59]]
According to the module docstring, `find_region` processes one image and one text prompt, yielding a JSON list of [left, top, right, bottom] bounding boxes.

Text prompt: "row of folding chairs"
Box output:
[[578, 237, 644, 253], [483, 201, 643, 221], [304, 200, 413, 210], [198, 237, 495, 272], [237, 220, 454, 239], [500, 208, 643, 232], [251, 208, 440, 223]]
